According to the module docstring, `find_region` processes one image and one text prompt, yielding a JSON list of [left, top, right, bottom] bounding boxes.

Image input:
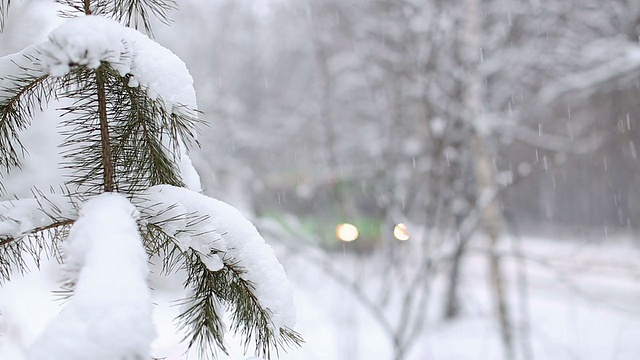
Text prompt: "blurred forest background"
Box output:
[[165, 0, 640, 233], [2, 0, 640, 359]]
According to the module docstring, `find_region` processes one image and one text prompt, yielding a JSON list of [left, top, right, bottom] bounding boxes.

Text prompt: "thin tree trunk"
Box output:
[[473, 136, 514, 360], [444, 232, 466, 319], [96, 70, 114, 192], [508, 211, 534, 360], [393, 335, 405, 360], [462, 0, 514, 358], [85, 0, 114, 193]]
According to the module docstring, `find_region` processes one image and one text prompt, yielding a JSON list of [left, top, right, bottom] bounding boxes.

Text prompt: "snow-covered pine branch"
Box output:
[[1, 15, 201, 194], [0, 47, 57, 177], [0, 184, 302, 357], [26, 193, 154, 360], [0, 190, 77, 280], [136, 185, 301, 358]]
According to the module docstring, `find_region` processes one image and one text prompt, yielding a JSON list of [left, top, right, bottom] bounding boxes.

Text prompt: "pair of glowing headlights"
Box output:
[[335, 223, 410, 242]]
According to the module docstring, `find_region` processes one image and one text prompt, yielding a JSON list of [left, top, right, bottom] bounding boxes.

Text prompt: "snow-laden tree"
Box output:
[[0, 1, 301, 359]]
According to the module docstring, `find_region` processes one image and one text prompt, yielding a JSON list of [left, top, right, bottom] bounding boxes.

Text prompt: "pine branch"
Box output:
[[53, 0, 88, 18], [57, 66, 109, 195], [56, 0, 177, 36], [135, 195, 212, 273], [0, 69, 54, 181], [222, 263, 303, 359], [179, 253, 302, 360], [178, 252, 228, 360], [107, 0, 178, 37], [141, 223, 183, 273], [56, 63, 198, 195], [0, 219, 72, 279], [0, 190, 78, 281], [0, 219, 75, 247], [101, 0, 177, 36], [102, 64, 198, 192], [133, 186, 303, 358], [136, 196, 302, 359], [136, 216, 228, 358]]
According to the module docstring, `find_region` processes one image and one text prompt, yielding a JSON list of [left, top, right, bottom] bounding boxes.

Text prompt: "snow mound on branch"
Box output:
[[26, 193, 155, 360], [42, 15, 197, 111], [138, 185, 297, 331]]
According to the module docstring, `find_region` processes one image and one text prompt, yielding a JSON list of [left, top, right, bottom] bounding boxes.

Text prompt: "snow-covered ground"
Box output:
[[1, 231, 639, 360], [275, 232, 640, 360]]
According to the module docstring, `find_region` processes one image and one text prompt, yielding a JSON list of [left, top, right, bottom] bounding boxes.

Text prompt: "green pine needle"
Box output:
[[179, 252, 303, 360], [55, 0, 178, 36], [178, 252, 229, 360], [56, 63, 200, 195], [0, 72, 55, 181]]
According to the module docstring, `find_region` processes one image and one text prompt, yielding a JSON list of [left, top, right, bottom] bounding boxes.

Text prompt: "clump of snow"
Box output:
[[178, 147, 202, 192], [43, 16, 128, 76], [137, 185, 297, 331], [0, 194, 76, 239], [41, 15, 197, 111], [26, 193, 155, 360], [136, 187, 226, 271]]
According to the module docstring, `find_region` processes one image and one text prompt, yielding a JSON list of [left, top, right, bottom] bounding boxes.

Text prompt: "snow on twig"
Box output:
[[0, 192, 77, 242]]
